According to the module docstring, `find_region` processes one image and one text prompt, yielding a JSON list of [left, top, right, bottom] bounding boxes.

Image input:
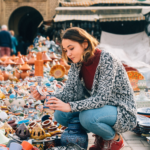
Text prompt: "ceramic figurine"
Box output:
[[30, 123, 51, 140], [0, 122, 14, 137], [16, 123, 30, 140]]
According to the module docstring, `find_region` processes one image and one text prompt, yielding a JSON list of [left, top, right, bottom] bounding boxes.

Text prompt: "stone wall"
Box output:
[[0, 0, 59, 27]]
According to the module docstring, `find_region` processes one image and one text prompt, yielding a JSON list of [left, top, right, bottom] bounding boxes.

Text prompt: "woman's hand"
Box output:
[[31, 86, 46, 101], [45, 97, 71, 112]]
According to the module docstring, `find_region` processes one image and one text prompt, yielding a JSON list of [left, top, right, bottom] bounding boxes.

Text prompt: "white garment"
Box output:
[[98, 31, 150, 87]]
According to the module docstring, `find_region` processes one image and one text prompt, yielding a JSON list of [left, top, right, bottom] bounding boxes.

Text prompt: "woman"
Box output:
[[32, 27, 137, 150]]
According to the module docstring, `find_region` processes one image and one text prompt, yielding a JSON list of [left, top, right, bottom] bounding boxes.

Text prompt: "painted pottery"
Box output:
[[30, 123, 51, 140], [0, 122, 14, 137], [28, 121, 37, 129], [17, 120, 30, 127], [50, 65, 66, 79], [16, 123, 30, 140], [42, 119, 51, 129], [61, 117, 88, 149], [4, 98, 27, 107]]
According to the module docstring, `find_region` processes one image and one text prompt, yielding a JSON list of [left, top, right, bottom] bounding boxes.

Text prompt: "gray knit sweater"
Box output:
[[54, 50, 137, 133]]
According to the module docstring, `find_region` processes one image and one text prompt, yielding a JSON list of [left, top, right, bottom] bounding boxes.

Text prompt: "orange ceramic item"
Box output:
[[16, 56, 25, 65], [21, 141, 33, 150], [35, 52, 43, 77], [3, 58, 16, 65], [42, 51, 52, 63], [127, 71, 145, 91], [0, 74, 4, 81], [27, 56, 36, 65], [1, 55, 8, 61], [50, 65, 66, 78]]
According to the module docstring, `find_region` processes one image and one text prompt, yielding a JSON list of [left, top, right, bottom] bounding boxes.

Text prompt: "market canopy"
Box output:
[[54, 14, 99, 22], [59, 1, 150, 7], [54, 6, 148, 22]]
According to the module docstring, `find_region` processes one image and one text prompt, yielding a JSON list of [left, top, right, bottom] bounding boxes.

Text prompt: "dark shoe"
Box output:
[[89, 134, 103, 150]]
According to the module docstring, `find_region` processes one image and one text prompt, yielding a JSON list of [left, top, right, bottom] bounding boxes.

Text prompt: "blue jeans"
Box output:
[[54, 105, 117, 140]]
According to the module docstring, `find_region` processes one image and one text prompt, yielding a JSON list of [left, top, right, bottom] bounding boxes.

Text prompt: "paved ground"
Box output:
[[88, 131, 150, 150]]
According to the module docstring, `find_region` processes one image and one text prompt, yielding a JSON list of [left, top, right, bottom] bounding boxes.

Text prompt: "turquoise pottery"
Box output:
[[17, 120, 29, 127]]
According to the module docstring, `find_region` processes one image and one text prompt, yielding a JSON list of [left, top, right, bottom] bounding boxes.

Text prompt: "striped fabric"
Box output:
[[54, 14, 145, 22], [60, 1, 149, 7], [54, 14, 99, 22]]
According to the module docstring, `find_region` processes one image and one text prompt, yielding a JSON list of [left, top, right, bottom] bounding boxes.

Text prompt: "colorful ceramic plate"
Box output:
[[50, 65, 66, 79], [127, 71, 144, 91], [36, 86, 46, 96], [137, 114, 150, 123]]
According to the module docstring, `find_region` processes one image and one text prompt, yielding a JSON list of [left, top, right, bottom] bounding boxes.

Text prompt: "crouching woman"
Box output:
[[32, 27, 137, 150]]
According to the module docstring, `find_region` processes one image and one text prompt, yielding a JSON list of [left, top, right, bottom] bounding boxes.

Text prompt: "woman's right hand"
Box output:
[[31, 87, 46, 101]]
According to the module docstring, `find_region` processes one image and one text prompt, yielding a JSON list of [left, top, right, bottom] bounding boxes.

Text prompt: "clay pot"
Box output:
[[0, 74, 4, 81], [28, 121, 37, 129], [50, 52, 58, 60], [16, 56, 25, 65], [3, 58, 15, 65], [27, 56, 36, 65], [20, 62, 31, 71], [10, 55, 18, 61], [14, 69, 21, 79], [21, 70, 29, 80], [23, 56, 29, 62], [47, 126, 57, 132], [1, 55, 8, 62], [42, 51, 52, 63], [2, 71, 9, 81], [17, 51, 21, 57], [42, 119, 51, 129]]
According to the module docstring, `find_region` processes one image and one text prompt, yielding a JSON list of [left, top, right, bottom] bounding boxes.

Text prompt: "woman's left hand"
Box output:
[[45, 97, 71, 112]]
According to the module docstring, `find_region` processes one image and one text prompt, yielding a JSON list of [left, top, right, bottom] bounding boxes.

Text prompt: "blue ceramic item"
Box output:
[[61, 117, 88, 149]]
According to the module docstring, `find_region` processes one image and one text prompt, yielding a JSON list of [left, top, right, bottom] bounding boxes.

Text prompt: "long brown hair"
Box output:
[[61, 27, 99, 63]]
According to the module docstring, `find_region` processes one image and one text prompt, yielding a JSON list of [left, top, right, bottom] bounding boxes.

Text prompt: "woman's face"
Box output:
[[62, 39, 87, 63]]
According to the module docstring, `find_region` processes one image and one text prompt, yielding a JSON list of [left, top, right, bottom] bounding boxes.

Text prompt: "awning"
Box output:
[[99, 14, 145, 22], [60, 1, 150, 7], [54, 14, 99, 22]]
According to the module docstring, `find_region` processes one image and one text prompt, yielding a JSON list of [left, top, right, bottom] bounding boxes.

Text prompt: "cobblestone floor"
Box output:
[[88, 131, 150, 150]]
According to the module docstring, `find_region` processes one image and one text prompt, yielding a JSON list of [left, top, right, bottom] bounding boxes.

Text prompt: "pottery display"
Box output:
[[20, 62, 31, 80], [30, 123, 51, 140], [61, 117, 88, 149], [1, 55, 8, 62], [16, 56, 25, 65], [3, 58, 15, 66], [14, 69, 21, 80], [0, 122, 14, 137], [4, 98, 27, 107], [16, 123, 30, 140], [27, 56, 36, 65]]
